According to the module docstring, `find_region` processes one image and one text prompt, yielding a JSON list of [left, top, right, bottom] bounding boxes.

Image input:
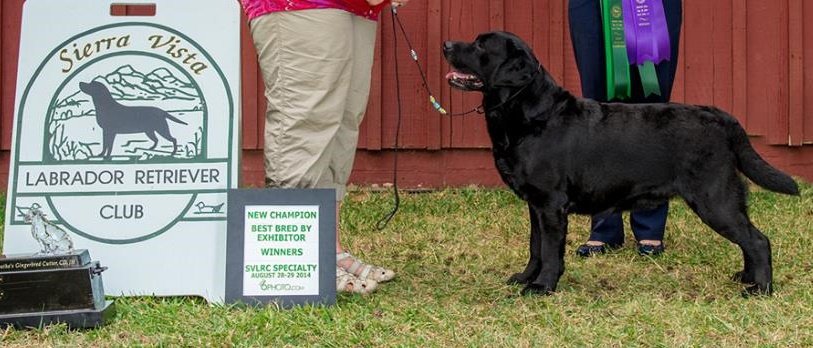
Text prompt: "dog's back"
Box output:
[[527, 100, 798, 213]]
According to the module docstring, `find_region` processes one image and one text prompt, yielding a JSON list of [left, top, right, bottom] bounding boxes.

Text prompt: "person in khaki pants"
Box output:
[[241, 0, 409, 294]]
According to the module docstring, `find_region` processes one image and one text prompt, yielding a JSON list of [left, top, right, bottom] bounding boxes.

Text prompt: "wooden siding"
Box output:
[[1, 0, 813, 188]]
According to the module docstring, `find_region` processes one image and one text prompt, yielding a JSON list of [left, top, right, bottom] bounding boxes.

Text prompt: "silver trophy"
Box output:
[[22, 203, 74, 255], [0, 204, 114, 328]]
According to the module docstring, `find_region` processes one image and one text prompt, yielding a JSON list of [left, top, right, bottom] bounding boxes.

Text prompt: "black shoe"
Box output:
[[637, 242, 665, 256], [575, 243, 618, 257]]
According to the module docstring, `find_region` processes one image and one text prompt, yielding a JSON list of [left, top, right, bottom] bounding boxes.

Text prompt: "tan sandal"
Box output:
[[336, 267, 378, 294], [337, 252, 395, 282]]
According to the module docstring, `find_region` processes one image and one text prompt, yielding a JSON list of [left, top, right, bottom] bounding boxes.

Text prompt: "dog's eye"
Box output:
[[474, 42, 484, 51]]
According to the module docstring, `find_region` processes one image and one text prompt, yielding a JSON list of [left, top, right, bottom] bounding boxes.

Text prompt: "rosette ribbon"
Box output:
[[601, 0, 671, 100]]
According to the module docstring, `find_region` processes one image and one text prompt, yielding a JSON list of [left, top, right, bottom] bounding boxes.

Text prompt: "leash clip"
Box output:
[[476, 105, 485, 114]]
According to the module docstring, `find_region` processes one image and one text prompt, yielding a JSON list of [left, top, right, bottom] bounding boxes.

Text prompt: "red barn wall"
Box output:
[[1, 0, 812, 190]]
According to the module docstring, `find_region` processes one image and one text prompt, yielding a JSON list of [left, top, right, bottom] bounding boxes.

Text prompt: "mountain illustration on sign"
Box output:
[[48, 65, 205, 161]]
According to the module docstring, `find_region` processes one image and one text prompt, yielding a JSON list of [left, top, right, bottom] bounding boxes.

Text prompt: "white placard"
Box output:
[[242, 205, 320, 297]]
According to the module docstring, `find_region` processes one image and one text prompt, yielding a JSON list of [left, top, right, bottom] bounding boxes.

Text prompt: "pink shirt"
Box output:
[[241, 0, 389, 21]]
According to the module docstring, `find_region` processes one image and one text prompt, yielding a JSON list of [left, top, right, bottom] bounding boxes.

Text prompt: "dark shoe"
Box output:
[[575, 243, 618, 257], [637, 242, 665, 256]]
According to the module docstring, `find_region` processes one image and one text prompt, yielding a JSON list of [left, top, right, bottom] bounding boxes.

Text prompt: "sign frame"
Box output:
[[4, 0, 241, 303], [225, 189, 336, 307]]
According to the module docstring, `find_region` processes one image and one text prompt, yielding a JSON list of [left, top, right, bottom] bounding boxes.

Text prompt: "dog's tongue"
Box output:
[[446, 71, 475, 80]]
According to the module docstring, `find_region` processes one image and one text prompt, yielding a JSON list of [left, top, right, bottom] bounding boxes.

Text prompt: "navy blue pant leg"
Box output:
[[589, 213, 625, 246], [568, 0, 682, 244], [629, 203, 670, 241]]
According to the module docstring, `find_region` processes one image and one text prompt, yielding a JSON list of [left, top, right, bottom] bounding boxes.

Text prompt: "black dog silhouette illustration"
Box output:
[[79, 81, 188, 159]]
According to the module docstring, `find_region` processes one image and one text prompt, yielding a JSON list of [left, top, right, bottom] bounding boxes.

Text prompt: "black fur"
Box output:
[[442, 32, 800, 296]]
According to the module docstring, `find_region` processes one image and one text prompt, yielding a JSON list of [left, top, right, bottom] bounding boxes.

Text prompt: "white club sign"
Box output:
[[3, 0, 241, 302]]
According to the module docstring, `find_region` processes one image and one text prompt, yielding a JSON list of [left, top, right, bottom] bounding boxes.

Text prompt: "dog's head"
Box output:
[[78, 81, 109, 96], [443, 31, 540, 92], [23, 203, 43, 224]]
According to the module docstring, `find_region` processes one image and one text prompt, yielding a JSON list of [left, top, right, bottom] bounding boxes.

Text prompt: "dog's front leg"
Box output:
[[101, 131, 115, 159], [521, 199, 567, 296], [507, 203, 542, 285]]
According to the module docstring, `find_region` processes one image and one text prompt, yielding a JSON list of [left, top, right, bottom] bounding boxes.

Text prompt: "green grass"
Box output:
[[1, 183, 812, 347]]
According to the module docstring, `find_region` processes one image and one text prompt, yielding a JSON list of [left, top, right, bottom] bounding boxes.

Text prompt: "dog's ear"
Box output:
[[491, 40, 536, 88]]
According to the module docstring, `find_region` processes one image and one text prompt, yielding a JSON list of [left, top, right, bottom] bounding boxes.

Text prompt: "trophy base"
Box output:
[[0, 260, 106, 314], [0, 300, 115, 329]]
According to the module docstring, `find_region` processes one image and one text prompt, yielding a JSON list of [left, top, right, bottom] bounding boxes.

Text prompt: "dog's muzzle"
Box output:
[[445, 70, 484, 91]]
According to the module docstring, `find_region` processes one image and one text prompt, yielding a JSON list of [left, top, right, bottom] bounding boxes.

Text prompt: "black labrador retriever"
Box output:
[[442, 31, 799, 296]]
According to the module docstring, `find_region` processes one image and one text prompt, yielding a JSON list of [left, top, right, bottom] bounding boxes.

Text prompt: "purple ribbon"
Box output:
[[622, 0, 671, 65]]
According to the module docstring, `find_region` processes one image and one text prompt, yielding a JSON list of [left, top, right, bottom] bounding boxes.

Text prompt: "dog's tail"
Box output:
[[730, 122, 800, 195], [165, 113, 188, 125]]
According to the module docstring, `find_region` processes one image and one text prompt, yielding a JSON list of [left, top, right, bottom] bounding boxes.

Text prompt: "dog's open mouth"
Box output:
[[446, 70, 484, 91]]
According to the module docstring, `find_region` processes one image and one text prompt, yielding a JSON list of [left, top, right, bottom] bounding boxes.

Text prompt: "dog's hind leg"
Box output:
[[507, 203, 542, 285], [682, 172, 773, 296], [522, 194, 569, 295], [155, 125, 178, 156], [167, 136, 178, 156]]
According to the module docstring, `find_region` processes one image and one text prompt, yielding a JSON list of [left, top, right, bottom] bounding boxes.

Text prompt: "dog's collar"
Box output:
[[480, 66, 543, 114], [449, 65, 542, 116]]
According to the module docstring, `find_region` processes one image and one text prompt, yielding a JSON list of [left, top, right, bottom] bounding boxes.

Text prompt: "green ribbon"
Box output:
[[600, 0, 631, 101], [638, 61, 662, 97], [601, 0, 663, 100]]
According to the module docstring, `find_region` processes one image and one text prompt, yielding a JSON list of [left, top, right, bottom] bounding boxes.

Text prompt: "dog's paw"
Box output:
[[507, 272, 533, 285], [520, 283, 556, 296], [741, 283, 773, 298], [731, 271, 755, 284]]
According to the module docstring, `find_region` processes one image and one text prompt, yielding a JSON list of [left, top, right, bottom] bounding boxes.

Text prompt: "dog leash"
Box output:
[[375, 5, 405, 230], [377, 6, 540, 229], [377, 4, 469, 229], [377, 5, 482, 229], [388, 6, 486, 117], [391, 7, 542, 116]]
